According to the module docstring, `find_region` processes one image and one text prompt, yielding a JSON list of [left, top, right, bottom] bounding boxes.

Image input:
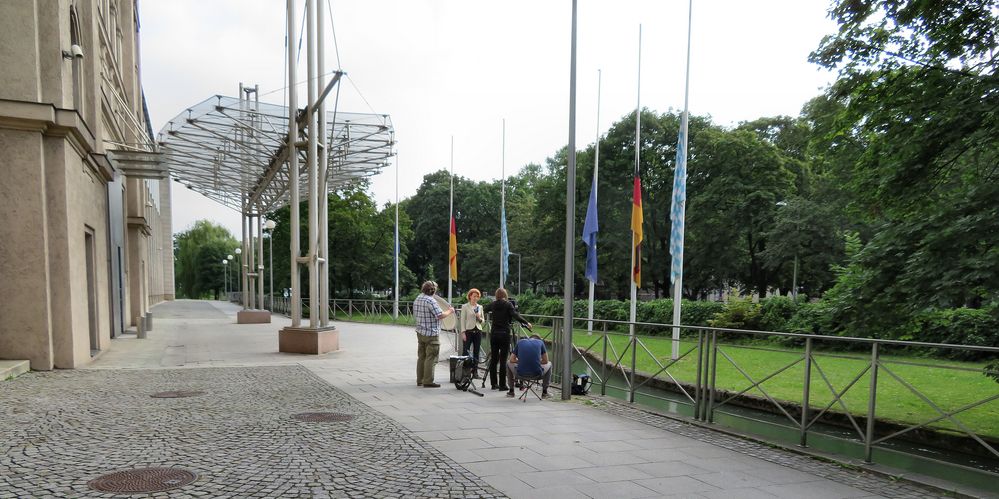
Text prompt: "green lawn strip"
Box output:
[[583, 331, 997, 439], [324, 313, 998, 439]]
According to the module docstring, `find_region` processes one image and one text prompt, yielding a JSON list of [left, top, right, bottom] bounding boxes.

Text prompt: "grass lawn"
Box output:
[[330, 312, 998, 440], [576, 330, 998, 441]]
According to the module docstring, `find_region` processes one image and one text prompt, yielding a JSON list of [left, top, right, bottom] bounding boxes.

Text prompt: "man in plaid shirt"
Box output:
[[413, 281, 455, 388]]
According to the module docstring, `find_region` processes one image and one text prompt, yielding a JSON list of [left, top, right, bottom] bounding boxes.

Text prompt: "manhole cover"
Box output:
[[291, 412, 354, 422], [88, 467, 197, 493], [150, 390, 205, 398]]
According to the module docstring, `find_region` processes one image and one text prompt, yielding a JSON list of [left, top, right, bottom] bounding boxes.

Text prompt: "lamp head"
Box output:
[[227, 254, 234, 260], [265, 220, 276, 230], [235, 248, 242, 255]]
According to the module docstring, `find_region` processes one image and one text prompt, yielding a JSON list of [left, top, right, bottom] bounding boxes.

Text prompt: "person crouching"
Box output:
[[506, 334, 552, 399]]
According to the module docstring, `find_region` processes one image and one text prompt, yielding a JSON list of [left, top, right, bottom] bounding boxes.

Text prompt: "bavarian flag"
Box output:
[[631, 176, 643, 286], [449, 216, 458, 281]]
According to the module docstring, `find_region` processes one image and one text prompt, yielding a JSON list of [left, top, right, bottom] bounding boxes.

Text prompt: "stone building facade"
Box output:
[[0, 0, 173, 370]]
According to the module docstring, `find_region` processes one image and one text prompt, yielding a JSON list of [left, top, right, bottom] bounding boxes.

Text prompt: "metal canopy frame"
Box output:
[[157, 94, 394, 214]]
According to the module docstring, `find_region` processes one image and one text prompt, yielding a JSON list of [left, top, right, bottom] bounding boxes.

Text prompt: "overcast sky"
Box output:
[[140, 0, 839, 237]]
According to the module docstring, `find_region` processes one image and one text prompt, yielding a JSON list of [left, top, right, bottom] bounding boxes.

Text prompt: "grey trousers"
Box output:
[[506, 361, 552, 392]]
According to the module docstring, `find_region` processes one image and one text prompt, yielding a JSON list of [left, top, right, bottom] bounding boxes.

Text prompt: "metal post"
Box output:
[[707, 330, 718, 422], [792, 253, 799, 301], [248, 214, 256, 310], [800, 337, 813, 446], [671, 0, 694, 362], [561, 0, 578, 402], [393, 150, 400, 321], [600, 326, 608, 396], [306, 0, 320, 327], [269, 230, 274, 311], [865, 342, 880, 463], [257, 214, 264, 309], [241, 216, 248, 311], [317, 0, 330, 327], [693, 330, 703, 419], [587, 69, 601, 336], [286, 0, 301, 327]]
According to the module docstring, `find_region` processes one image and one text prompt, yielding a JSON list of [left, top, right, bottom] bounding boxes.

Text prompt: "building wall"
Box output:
[[0, 0, 172, 370]]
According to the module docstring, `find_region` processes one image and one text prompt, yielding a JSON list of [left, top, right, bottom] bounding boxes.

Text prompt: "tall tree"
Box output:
[[173, 221, 238, 299], [809, 0, 999, 333]]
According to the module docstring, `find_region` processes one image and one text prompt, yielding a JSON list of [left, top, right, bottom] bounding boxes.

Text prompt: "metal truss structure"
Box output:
[[157, 94, 393, 214]]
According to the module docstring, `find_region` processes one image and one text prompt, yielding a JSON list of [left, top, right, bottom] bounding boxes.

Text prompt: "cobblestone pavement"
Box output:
[[0, 365, 502, 498]]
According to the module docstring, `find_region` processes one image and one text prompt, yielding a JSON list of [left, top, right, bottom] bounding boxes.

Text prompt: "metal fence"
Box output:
[[521, 313, 998, 480]]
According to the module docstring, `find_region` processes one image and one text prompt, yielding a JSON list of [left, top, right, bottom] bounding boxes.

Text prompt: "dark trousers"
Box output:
[[488, 331, 510, 388], [463, 330, 482, 378], [462, 330, 482, 363]]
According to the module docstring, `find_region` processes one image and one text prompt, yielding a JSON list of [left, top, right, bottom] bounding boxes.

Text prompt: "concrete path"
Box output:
[[3, 300, 963, 498]]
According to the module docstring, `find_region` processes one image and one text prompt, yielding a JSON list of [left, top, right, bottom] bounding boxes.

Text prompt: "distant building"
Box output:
[[0, 0, 173, 370]]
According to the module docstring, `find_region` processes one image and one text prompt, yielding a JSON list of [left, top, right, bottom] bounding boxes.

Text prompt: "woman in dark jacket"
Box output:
[[483, 288, 531, 390]]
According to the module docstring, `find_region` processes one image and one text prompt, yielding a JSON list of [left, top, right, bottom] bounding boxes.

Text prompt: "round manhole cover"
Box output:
[[150, 390, 205, 398], [291, 412, 354, 422], [88, 467, 197, 493]]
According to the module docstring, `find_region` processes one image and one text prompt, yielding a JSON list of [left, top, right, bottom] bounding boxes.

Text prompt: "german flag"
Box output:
[[631, 176, 643, 287], [449, 216, 458, 281]]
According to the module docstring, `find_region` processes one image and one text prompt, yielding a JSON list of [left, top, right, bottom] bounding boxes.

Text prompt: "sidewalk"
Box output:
[[1, 300, 961, 498]]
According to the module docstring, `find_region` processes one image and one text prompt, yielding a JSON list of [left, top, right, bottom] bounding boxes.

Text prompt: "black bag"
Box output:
[[571, 374, 591, 395], [449, 355, 475, 390]]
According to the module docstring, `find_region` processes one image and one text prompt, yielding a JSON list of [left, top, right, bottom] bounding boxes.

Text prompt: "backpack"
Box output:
[[571, 374, 591, 395]]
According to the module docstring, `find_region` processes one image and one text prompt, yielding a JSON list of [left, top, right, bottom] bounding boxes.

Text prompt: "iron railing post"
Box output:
[[601, 328, 608, 396], [694, 330, 704, 419], [348, 299, 353, 318], [707, 330, 718, 423], [865, 342, 880, 463], [800, 337, 813, 447]]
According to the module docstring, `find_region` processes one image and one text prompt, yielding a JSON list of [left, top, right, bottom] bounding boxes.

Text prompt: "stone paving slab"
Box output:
[[0, 365, 501, 498]]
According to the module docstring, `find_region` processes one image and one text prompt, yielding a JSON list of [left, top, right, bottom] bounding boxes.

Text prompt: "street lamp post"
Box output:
[[226, 254, 234, 300], [265, 219, 276, 311], [222, 259, 228, 298], [235, 247, 242, 305], [509, 252, 522, 295]]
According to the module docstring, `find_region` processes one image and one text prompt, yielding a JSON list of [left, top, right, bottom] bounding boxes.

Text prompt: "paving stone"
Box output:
[[0, 366, 503, 498]]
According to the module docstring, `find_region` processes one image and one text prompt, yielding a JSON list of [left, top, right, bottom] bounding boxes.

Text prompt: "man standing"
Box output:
[[414, 281, 455, 388], [506, 334, 552, 398]]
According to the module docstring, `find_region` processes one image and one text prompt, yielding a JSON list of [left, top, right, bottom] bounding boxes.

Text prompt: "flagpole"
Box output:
[[561, 0, 578, 401], [671, 0, 693, 360], [500, 119, 506, 291], [393, 151, 400, 321], [629, 24, 641, 403], [448, 136, 454, 305], [587, 69, 601, 335]]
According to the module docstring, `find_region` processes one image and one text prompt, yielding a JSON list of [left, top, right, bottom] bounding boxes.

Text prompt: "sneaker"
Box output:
[[423, 383, 441, 388], [542, 391, 552, 399], [417, 383, 422, 387], [491, 386, 499, 391], [498, 385, 509, 391], [506, 390, 515, 398]]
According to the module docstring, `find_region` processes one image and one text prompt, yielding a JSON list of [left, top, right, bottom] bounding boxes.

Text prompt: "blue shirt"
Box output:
[[414, 294, 443, 336], [513, 338, 546, 376]]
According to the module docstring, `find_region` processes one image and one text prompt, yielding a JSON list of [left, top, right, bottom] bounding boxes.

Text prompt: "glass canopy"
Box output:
[[157, 95, 394, 213]]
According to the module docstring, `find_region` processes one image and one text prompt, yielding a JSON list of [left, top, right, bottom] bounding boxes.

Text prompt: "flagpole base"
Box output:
[[279, 326, 339, 354]]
